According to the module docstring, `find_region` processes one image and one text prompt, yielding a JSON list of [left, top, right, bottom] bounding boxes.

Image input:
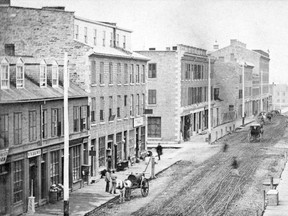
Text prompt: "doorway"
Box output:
[[29, 157, 38, 200]]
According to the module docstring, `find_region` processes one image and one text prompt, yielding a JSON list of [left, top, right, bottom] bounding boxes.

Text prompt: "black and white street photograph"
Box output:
[[1, 0, 288, 215]]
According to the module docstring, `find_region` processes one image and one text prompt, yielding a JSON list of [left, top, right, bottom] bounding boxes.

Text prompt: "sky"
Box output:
[[12, 0, 288, 84]]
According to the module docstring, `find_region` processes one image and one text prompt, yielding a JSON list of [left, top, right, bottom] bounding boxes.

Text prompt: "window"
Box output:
[[124, 95, 128, 118], [124, 64, 128, 84], [1, 63, 9, 89], [50, 151, 59, 184], [110, 32, 113, 47], [14, 113, 22, 145], [136, 65, 140, 83], [185, 63, 190, 80], [16, 65, 24, 88], [136, 94, 140, 116], [13, 160, 23, 203], [109, 63, 113, 84], [117, 63, 121, 84], [80, 106, 87, 131], [40, 63, 47, 87], [0, 114, 9, 149], [142, 65, 145, 83], [100, 97, 104, 122], [230, 53, 235, 61], [42, 109, 47, 139], [74, 25, 79, 39], [93, 29, 97, 46], [72, 145, 81, 181], [52, 64, 58, 87], [84, 27, 88, 43], [103, 31, 106, 47], [148, 117, 161, 138], [142, 93, 145, 115], [239, 89, 243, 99], [117, 95, 121, 118], [116, 34, 119, 47], [130, 64, 134, 84], [148, 63, 157, 78], [229, 105, 234, 111], [99, 137, 105, 166], [214, 88, 220, 100], [51, 108, 61, 137], [91, 60, 96, 84], [123, 35, 126, 49], [188, 87, 193, 105], [130, 94, 134, 116], [5, 44, 15, 56], [29, 111, 37, 141], [100, 62, 104, 84], [73, 106, 80, 132], [91, 97, 96, 123], [109, 96, 114, 121], [148, 89, 156, 104]]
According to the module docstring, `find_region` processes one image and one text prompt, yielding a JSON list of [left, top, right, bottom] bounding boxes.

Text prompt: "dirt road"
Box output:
[[91, 116, 288, 216]]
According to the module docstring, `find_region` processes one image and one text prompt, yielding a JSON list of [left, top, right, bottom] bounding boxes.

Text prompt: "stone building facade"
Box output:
[[270, 83, 288, 110], [137, 45, 220, 144], [0, 56, 89, 215], [211, 39, 271, 117]]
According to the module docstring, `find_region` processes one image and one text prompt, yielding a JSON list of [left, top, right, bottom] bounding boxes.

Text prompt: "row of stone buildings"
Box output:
[[0, 3, 271, 215]]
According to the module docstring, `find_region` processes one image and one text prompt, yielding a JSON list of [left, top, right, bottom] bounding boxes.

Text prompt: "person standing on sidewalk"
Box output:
[[110, 170, 117, 194], [105, 169, 111, 193], [156, 143, 163, 160]]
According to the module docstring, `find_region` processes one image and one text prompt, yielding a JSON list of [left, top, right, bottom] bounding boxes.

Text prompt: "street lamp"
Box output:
[[242, 62, 246, 126], [208, 55, 211, 143]]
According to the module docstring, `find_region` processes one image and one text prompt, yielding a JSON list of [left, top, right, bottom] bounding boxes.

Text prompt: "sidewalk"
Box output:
[[29, 135, 211, 216]]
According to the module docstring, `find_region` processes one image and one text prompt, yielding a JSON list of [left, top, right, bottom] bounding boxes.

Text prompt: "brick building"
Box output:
[[211, 39, 271, 117], [0, 4, 149, 181], [137, 45, 220, 144], [0, 56, 89, 215]]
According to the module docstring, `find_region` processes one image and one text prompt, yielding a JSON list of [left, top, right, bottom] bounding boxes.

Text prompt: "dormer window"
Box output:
[[16, 58, 24, 88], [52, 61, 58, 87], [1, 59, 9, 89], [40, 61, 47, 87]]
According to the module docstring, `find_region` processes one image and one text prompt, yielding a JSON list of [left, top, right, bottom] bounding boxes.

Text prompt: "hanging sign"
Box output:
[[0, 149, 9, 165], [134, 117, 144, 127], [27, 149, 41, 158]]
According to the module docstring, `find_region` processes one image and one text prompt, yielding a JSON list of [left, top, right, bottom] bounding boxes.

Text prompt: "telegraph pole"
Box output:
[[242, 62, 245, 126], [208, 55, 211, 144], [63, 52, 69, 216]]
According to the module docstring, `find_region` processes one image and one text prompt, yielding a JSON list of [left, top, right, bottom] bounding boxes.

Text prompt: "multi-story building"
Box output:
[[137, 45, 219, 144], [0, 3, 149, 180], [270, 83, 288, 110], [0, 56, 89, 215], [211, 39, 271, 116]]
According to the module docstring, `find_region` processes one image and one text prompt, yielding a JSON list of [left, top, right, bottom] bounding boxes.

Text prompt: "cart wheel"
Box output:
[[141, 179, 149, 197]]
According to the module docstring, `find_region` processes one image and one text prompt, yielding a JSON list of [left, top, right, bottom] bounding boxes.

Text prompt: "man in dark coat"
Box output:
[[156, 143, 163, 160]]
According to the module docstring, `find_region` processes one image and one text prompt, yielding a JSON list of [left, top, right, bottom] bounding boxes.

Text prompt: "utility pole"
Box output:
[[208, 55, 211, 144], [63, 52, 69, 216], [260, 70, 263, 111], [242, 62, 245, 126]]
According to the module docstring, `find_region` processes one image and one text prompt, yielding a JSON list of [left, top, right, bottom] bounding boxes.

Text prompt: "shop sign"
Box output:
[[27, 149, 41, 158], [0, 149, 9, 165], [134, 117, 144, 127]]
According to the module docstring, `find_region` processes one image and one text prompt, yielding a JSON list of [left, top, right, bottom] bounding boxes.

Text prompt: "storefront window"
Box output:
[[50, 151, 59, 184], [99, 137, 105, 167], [13, 160, 23, 203], [72, 145, 81, 181]]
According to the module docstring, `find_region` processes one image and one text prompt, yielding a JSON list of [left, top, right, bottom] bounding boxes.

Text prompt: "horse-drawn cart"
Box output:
[[248, 123, 263, 142], [125, 172, 149, 200]]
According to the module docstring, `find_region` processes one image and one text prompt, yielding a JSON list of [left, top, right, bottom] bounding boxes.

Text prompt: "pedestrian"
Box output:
[[110, 170, 117, 194], [116, 179, 126, 203], [231, 156, 240, 176], [156, 143, 163, 160], [222, 142, 228, 152], [105, 169, 111, 193], [124, 179, 132, 201]]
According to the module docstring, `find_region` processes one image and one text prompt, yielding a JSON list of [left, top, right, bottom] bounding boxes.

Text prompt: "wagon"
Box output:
[[125, 172, 149, 200], [248, 123, 263, 142]]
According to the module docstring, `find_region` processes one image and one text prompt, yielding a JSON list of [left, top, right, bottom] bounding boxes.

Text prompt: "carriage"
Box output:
[[125, 172, 149, 200], [248, 123, 263, 142]]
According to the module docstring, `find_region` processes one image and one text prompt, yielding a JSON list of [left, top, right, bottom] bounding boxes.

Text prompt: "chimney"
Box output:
[[172, 46, 177, 51], [149, 48, 156, 51], [0, 0, 10, 6], [213, 40, 219, 50], [166, 47, 171, 51]]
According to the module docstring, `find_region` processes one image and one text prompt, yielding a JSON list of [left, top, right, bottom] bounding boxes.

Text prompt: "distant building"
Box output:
[[211, 39, 271, 115], [270, 83, 288, 110], [0, 56, 89, 215], [137, 45, 220, 144], [0, 3, 149, 188]]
